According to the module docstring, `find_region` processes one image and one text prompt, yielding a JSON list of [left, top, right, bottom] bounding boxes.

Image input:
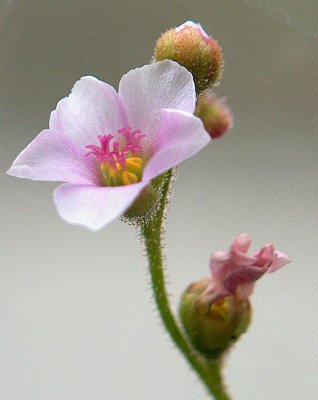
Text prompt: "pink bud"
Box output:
[[154, 21, 223, 93]]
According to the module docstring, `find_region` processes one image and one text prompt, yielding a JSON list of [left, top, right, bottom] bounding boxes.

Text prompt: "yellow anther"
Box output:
[[100, 157, 143, 186], [101, 162, 121, 178], [210, 298, 230, 320], [126, 157, 143, 171], [122, 171, 138, 185], [100, 163, 109, 172], [109, 168, 116, 178]]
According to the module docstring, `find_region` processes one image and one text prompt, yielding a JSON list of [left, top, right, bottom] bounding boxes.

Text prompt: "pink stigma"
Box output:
[[85, 127, 145, 170]]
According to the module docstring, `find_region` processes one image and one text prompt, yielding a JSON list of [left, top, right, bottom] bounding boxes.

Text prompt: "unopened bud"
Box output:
[[195, 90, 232, 139], [179, 278, 251, 360], [154, 21, 223, 94]]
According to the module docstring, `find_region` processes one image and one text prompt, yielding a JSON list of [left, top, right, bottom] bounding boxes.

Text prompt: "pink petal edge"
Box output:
[[7, 129, 99, 184], [143, 109, 210, 181], [50, 76, 128, 148], [118, 61, 196, 146], [230, 233, 251, 253], [54, 181, 149, 230], [267, 251, 291, 273]]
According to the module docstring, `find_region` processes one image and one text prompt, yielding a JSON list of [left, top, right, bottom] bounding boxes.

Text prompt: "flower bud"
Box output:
[[179, 278, 251, 360], [194, 90, 232, 139], [154, 21, 223, 94]]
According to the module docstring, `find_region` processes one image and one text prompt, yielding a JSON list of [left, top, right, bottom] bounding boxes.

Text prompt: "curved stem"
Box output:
[[140, 170, 231, 400]]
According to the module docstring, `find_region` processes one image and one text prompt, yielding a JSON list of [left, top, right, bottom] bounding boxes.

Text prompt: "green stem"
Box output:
[[140, 170, 231, 400]]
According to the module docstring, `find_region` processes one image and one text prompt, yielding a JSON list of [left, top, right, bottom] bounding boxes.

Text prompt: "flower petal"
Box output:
[[209, 251, 230, 278], [53, 182, 148, 230], [210, 251, 229, 266], [235, 282, 255, 300], [253, 243, 275, 267], [230, 252, 257, 268], [224, 265, 266, 293], [50, 76, 128, 147], [143, 109, 210, 181], [230, 233, 251, 254], [7, 129, 99, 184], [118, 60, 196, 143], [204, 281, 230, 301], [175, 21, 209, 38], [267, 251, 291, 273]]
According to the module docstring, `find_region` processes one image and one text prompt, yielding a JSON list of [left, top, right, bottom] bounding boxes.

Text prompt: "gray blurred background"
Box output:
[[1, 1, 318, 399]]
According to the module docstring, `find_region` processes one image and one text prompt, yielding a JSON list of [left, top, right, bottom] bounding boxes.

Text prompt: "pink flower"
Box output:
[[207, 234, 290, 300], [7, 61, 210, 230]]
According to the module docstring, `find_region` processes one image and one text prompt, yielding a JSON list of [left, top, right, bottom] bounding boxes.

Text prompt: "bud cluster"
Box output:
[[154, 20, 232, 140]]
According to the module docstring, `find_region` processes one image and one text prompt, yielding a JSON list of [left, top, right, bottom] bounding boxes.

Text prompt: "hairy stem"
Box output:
[[140, 170, 231, 400]]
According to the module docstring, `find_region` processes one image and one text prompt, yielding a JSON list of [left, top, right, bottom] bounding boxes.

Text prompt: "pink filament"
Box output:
[[85, 128, 145, 169]]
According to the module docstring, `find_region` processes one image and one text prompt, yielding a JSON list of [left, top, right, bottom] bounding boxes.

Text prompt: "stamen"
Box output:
[[126, 157, 143, 170], [100, 163, 110, 172], [85, 128, 146, 187], [123, 171, 138, 185]]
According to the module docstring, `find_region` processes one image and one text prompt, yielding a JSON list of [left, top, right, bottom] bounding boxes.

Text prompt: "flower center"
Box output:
[[85, 128, 146, 186]]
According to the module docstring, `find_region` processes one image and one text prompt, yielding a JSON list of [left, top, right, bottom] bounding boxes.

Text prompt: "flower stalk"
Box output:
[[140, 170, 231, 400]]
